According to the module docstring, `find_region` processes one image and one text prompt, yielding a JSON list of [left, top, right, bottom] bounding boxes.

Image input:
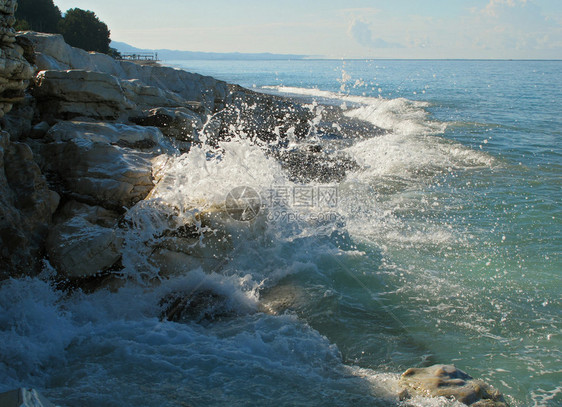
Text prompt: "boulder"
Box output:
[[33, 69, 134, 120], [0, 94, 34, 140], [120, 79, 191, 110], [399, 364, 509, 406], [29, 121, 50, 139], [209, 85, 312, 145], [46, 201, 123, 279], [32, 69, 203, 121], [131, 107, 203, 142], [36, 121, 176, 209], [0, 388, 56, 407], [0, 131, 58, 279]]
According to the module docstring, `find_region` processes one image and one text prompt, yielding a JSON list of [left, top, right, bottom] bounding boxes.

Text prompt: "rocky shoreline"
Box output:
[[1, 27, 376, 283], [0, 1, 510, 405]]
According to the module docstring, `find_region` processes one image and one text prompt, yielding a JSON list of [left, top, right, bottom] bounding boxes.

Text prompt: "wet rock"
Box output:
[[147, 214, 233, 277], [399, 364, 509, 406], [208, 85, 312, 145], [0, 388, 56, 407], [259, 283, 303, 314], [46, 201, 123, 279], [276, 147, 359, 183], [316, 104, 385, 140]]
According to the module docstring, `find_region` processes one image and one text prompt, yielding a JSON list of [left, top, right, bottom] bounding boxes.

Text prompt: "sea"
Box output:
[[0, 59, 560, 406]]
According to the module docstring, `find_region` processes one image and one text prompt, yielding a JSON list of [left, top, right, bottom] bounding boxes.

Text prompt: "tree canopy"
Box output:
[[15, 0, 62, 33], [58, 8, 111, 54], [15, 2, 112, 55]]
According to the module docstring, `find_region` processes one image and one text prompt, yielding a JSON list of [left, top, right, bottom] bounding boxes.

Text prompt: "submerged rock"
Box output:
[[399, 364, 509, 406], [0, 388, 56, 407], [259, 283, 304, 314], [160, 289, 234, 323]]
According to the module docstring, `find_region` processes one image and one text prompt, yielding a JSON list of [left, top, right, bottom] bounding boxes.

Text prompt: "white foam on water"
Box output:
[[0, 274, 398, 406], [345, 132, 493, 182], [262, 85, 445, 136]]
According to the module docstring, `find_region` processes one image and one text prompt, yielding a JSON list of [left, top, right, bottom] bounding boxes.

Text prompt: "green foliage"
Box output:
[[14, 1, 114, 56], [107, 47, 122, 59], [14, 19, 31, 31], [58, 8, 111, 54], [15, 0, 62, 33]]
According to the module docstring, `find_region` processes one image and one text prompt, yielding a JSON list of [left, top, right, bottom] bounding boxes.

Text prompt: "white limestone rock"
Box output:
[[33, 69, 134, 120], [399, 364, 509, 406], [120, 78, 190, 110], [38, 121, 176, 208], [20, 31, 228, 112], [33, 69, 202, 120]]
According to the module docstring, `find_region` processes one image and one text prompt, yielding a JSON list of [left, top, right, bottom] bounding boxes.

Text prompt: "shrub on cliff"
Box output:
[[58, 8, 111, 54], [15, 0, 62, 33]]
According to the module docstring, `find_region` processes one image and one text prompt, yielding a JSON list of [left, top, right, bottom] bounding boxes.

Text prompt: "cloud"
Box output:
[[349, 19, 404, 49], [482, 0, 528, 17]]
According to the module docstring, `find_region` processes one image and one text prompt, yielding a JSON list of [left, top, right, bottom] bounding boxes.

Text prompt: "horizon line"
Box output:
[[162, 57, 562, 62]]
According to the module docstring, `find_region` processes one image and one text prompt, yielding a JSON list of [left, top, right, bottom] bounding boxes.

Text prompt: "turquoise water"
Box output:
[[1, 60, 560, 406], [167, 59, 561, 405]]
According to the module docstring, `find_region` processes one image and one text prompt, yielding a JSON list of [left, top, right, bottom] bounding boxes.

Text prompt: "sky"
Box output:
[[52, 0, 562, 59]]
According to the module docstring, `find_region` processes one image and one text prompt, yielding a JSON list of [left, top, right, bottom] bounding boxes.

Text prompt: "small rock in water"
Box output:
[[399, 364, 509, 406], [160, 290, 233, 323], [0, 388, 56, 407], [259, 283, 303, 314]]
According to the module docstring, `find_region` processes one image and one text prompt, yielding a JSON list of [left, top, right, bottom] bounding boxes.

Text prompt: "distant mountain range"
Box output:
[[111, 41, 309, 61]]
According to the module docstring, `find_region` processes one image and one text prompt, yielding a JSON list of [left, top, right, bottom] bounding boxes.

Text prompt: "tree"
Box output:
[[15, 0, 62, 33], [58, 8, 111, 54]]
